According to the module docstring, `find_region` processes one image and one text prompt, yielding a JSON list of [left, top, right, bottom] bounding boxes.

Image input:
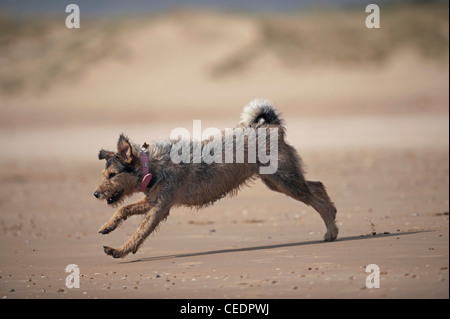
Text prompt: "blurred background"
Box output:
[[0, 0, 448, 127]]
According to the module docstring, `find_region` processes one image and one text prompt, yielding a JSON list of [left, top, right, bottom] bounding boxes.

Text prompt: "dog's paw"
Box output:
[[103, 246, 123, 258], [323, 230, 338, 242], [323, 223, 339, 242], [98, 223, 116, 235]]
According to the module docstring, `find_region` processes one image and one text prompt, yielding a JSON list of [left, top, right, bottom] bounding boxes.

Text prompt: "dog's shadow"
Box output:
[[120, 230, 431, 264]]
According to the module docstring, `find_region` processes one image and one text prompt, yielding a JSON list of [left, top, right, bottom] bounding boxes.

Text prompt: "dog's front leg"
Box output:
[[103, 205, 170, 258], [98, 197, 151, 234]]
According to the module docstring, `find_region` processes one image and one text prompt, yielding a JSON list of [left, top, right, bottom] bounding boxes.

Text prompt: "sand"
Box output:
[[0, 6, 448, 299]]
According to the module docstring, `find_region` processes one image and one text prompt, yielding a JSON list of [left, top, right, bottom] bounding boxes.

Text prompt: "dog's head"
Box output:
[[93, 134, 140, 207]]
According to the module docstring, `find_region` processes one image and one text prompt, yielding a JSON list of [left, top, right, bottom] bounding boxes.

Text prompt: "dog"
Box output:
[[94, 99, 338, 258]]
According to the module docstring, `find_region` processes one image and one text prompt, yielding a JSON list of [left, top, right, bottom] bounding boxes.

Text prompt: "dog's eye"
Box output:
[[108, 172, 116, 179]]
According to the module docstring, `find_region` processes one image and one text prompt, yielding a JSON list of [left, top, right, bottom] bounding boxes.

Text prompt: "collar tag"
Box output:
[[139, 146, 152, 192]]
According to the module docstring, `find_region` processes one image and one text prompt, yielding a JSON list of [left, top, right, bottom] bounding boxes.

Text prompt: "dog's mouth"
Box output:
[[106, 190, 123, 205]]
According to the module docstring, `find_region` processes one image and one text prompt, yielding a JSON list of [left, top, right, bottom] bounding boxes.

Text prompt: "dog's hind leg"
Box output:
[[305, 181, 338, 242], [103, 205, 170, 258], [261, 174, 338, 242], [98, 197, 151, 235], [306, 181, 337, 219]]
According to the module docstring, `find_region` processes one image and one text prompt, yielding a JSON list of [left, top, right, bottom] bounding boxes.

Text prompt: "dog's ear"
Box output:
[[117, 134, 135, 164], [98, 149, 114, 160]]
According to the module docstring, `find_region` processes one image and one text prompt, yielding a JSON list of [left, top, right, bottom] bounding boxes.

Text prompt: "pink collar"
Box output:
[[139, 150, 152, 192]]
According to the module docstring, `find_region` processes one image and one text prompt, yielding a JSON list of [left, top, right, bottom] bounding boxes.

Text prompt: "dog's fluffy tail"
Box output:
[[240, 99, 284, 127]]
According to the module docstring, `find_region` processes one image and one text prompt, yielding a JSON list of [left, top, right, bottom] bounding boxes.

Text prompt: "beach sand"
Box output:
[[0, 5, 448, 298]]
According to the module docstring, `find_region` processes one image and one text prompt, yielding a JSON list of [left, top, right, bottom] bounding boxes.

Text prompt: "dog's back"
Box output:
[[169, 99, 286, 208]]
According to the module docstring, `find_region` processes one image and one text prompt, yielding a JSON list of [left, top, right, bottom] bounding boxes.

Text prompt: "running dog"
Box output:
[[94, 99, 338, 258]]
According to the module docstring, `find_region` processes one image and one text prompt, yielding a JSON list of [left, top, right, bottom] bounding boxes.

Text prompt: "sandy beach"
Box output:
[[0, 4, 448, 299]]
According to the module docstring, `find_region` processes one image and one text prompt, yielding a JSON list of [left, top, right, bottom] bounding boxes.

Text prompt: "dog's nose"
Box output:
[[94, 191, 100, 198]]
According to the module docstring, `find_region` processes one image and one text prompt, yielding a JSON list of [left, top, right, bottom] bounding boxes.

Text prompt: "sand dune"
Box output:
[[1, 5, 448, 126]]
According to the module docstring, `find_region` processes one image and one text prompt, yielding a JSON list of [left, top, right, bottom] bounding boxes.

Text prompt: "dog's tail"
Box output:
[[240, 99, 284, 127]]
